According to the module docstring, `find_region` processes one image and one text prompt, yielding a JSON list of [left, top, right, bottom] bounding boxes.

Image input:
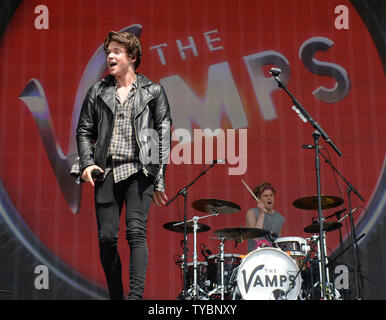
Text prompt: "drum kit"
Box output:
[[163, 195, 346, 300]]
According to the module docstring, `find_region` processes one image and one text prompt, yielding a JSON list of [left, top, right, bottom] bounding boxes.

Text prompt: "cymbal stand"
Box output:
[[174, 212, 218, 300], [191, 216, 206, 299], [314, 231, 344, 300], [166, 162, 219, 297], [316, 231, 330, 298], [207, 236, 226, 300], [219, 237, 225, 300]]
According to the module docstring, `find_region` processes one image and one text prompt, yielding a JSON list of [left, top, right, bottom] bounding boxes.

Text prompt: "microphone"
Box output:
[[334, 208, 347, 218], [174, 254, 184, 266], [207, 159, 227, 164], [338, 207, 361, 223], [292, 106, 307, 123], [270, 67, 282, 77], [204, 244, 212, 255], [91, 169, 103, 180], [326, 208, 347, 220], [265, 231, 278, 244], [199, 244, 212, 259], [302, 144, 326, 149]]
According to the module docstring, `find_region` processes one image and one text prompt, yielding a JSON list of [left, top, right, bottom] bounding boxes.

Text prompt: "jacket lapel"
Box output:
[[134, 74, 154, 117], [98, 75, 116, 114], [97, 73, 154, 117]]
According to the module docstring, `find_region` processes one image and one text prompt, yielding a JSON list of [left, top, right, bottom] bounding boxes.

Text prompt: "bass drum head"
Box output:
[[236, 247, 301, 300]]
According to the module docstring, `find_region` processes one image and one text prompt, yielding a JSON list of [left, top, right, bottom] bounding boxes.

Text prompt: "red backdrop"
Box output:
[[0, 0, 384, 299]]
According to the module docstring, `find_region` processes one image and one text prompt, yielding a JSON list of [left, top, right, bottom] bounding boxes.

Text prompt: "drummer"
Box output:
[[245, 182, 285, 253]]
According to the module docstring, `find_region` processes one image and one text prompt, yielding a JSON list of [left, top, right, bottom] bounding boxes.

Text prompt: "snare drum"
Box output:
[[274, 237, 309, 268], [236, 247, 301, 300]]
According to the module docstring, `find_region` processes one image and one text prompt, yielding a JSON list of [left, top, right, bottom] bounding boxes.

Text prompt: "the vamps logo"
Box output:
[[241, 264, 295, 294], [237, 248, 301, 300]]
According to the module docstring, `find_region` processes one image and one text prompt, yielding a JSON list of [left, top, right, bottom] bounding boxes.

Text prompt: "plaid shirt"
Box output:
[[104, 78, 164, 192]]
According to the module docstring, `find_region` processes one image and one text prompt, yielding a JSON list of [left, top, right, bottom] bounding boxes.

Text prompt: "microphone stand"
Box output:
[[272, 69, 342, 299], [318, 151, 365, 299], [165, 162, 218, 298]]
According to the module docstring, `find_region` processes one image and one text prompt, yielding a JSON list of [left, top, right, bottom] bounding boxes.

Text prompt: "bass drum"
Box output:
[[236, 247, 301, 300]]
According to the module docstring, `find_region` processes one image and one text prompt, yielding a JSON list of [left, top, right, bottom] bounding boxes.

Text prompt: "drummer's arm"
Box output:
[[246, 208, 265, 242]]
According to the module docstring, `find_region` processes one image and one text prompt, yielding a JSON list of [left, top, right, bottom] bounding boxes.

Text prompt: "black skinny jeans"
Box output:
[[94, 170, 154, 300]]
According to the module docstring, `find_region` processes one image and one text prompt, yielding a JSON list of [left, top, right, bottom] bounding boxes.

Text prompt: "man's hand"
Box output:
[[256, 199, 267, 213], [152, 190, 168, 207], [81, 165, 104, 187]]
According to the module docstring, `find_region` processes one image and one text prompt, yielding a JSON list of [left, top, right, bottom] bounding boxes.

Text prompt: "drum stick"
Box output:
[[241, 179, 259, 202], [242, 179, 269, 215]]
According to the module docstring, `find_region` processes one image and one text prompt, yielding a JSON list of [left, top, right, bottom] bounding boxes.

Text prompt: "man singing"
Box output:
[[76, 31, 172, 300]]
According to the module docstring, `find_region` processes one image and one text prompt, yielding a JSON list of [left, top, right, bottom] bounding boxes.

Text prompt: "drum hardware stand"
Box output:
[[318, 150, 365, 299], [312, 130, 328, 300], [165, 161, 219, 299], [308, 233, 341, 300], [281, 235, 319, 300], [173, 213, 218, 300], [300, 233, 336, 300], [207, 236, 227, 300], [316, 231, 337, 299], [271, 67, 342, 299]]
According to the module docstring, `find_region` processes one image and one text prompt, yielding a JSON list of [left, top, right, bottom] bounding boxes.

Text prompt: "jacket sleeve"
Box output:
[[152, 85, 172, 191], [76, 85, 98, 172]]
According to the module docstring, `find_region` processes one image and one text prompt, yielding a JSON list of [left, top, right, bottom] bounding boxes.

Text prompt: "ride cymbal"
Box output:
[[214, 227, 269, 241], [163, 221, 210, 233], [304, 221, 342, 233], [192, 198, 241, 214], [293, 195, 344, 210]]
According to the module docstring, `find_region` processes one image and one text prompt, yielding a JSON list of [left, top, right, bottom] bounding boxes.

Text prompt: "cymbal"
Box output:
[[214, 227, 269, 241], [192, 198, 241, 214], [304, 221, 342, 234], [293, 195, 344, 210], [163, 221, 210, 234]]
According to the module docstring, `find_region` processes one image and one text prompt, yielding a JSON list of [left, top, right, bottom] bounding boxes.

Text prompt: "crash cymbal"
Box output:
[[192, 198, 241, 214], [293, 195, 344, 210], [214, 227, 270, 241], [163, 221, 210, 234], [304, 221, 342, 234]]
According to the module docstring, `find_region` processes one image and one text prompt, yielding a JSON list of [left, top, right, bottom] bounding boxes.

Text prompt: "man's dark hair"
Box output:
[[103, 31, 142, 69]]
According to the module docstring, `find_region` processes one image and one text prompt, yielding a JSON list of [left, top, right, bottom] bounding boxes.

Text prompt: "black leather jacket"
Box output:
[[76, 73, 172, 188]]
